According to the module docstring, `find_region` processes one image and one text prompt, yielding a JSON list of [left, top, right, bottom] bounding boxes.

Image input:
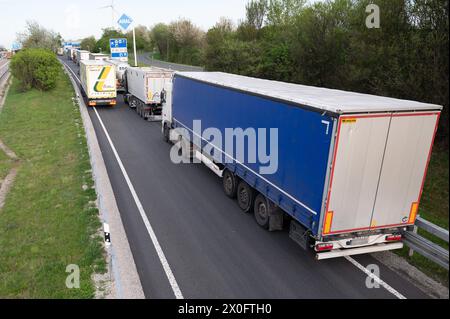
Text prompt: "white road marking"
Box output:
[[345, 256, 407, 299], [63, 60, 184, 299], [64, 59, 406, 300], [93, 107, 183, 299]]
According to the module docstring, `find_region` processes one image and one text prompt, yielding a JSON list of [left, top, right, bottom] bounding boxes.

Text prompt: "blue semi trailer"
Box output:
[[162, 72, 442, 260]]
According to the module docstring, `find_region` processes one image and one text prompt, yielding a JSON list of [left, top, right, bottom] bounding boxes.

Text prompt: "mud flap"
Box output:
[[268, 201, 284, 232], [289, 220, 309, 250]]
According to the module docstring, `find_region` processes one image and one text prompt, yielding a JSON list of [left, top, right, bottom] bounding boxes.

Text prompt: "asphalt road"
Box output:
[[0, 59, 9, 81], [61, 57, 429, 299], [136, 53, 204, 72]]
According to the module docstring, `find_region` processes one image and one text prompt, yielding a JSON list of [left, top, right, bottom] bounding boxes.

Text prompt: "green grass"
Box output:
[[0, 149, 14, 182], [396, 146, 449, 286], [0, 68, 106, 298], [418, 146, 449, 229], [127, 53, 147, 67]]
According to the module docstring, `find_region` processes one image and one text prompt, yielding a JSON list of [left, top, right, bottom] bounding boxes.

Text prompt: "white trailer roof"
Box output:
[[132, 66, 175, 73], [81, 60, 110, 66], [177, 72, 442, 114]]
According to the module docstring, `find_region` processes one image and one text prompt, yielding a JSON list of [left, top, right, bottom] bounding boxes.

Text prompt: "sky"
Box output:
[[0, 0, 251, 49]]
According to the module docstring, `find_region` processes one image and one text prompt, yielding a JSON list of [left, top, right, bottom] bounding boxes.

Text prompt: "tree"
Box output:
[[10, 48, 60, 91], [126, 25, 152, 51], [80, 36, 98, 52], [246, 0, 268, 29], [205, 18, 236, 70], [266, 0, 306, 25], [169, 19, 205, 65], [150, 23, 173, 59], [17, 21, 62, 52]]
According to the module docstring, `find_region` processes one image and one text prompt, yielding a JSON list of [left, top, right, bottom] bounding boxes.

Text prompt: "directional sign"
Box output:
[[117, 14, 133, 30], [11, 42, 22, 51], [110, 38, 128, 62], [111, 52, 128, 58], [110, 38, 127, 49]]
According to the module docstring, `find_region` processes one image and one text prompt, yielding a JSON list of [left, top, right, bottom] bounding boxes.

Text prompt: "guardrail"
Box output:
[[404, 216, 449, 270]]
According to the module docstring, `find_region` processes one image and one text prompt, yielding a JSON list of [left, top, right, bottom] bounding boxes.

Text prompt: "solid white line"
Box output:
[[63, 60, 183, 299], [92, 108, 184, 299], [344, 256, 407, 299]]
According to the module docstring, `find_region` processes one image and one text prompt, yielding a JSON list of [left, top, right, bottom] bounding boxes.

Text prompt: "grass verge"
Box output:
[[396, 145, 449, 287], [0, 67, 106, 298], [0, 149, 14, 182]]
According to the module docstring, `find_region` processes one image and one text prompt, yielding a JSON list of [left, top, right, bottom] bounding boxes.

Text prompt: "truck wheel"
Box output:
[[254, 194, 269, 229], [223, 170, 237, 199], [237, 181, 254, 213]]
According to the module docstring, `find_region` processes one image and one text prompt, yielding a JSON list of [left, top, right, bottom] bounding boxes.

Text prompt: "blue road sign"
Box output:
[[11, 42, 21, 51], [110, 38, 127, 49], [117, 14, 133, 30], [111, 52, 128, 58]]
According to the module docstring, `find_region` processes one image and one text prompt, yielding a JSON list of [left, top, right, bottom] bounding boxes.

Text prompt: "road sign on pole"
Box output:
[[117, 14, 133, 31], [110, 38, 128, 62], [117, 13, 137, 66]]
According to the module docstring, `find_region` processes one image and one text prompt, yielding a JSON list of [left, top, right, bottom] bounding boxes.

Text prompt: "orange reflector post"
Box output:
[[409, 202, 419, 224], [323, 211, 334, 234]]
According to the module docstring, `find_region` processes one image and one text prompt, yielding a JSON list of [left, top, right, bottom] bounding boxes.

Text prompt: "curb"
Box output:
[[61, 61, 145, 299]]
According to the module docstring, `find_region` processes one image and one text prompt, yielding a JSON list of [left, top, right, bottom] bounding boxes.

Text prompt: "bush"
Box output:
[[10, 49, 60, 91]]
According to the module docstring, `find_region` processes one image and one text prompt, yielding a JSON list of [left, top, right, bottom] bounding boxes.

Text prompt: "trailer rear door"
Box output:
[[323, 112, 439, 236], [370, 113, 439, 229]]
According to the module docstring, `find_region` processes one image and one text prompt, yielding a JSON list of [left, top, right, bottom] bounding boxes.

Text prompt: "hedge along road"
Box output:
[[60, 57, 429, 299]]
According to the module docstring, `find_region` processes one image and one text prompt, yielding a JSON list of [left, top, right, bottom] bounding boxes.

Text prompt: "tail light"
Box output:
[[386, 234, 402, 242], [110, 100, 117, 105], [315, 243, 334, 252], [88, 101, 96, 106]]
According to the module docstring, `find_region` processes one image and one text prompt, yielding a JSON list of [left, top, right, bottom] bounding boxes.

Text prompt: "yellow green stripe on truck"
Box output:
[[94, 66, 113, 92]]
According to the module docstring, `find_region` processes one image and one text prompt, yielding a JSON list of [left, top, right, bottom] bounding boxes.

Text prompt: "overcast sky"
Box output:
[[0, 0, 254, 49]]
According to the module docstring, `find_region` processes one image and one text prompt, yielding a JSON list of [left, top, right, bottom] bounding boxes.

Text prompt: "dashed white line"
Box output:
[[345, 256, 407, 299], [63, 60, 184, 299]]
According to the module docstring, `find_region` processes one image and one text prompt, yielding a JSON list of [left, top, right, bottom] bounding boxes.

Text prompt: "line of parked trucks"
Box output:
[[66, 47, 442, 260]]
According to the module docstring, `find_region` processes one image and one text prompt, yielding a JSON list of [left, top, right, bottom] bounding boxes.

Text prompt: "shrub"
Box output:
[[10, 49, 60, 91]]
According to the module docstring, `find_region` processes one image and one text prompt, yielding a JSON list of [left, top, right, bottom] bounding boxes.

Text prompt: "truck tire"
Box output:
[[237, 181, 255, 213], [254, 194, 270, 229], [223, 170, 238, 199]]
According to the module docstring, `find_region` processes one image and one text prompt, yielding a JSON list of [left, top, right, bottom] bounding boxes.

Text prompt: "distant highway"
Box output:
[[0, 59, 10, 85], [60, 56, 429, 299]]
